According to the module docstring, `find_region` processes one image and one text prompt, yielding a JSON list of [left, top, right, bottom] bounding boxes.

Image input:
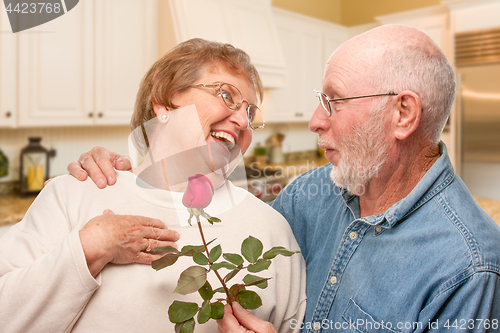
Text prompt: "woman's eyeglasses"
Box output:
[[191, 83, 265, 130]]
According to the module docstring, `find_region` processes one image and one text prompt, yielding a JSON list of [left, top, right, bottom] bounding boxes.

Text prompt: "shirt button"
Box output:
[[313, 322, 321, 331], [375, 226, 382, 233], [330, 275, 337, 285], [349, 231, 358, 240]]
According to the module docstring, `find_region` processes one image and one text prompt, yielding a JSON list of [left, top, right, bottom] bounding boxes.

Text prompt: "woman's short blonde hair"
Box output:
[[131, 38, 263, 131]]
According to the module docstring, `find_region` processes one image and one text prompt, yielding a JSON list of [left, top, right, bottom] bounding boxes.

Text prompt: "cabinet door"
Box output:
[[226, 0, 286, 87], [18, 0, 94, 126], [170, 0, 231, 43], [94, 0, 157, 126], [267, 23, 300, 122], [0, 8, 16, 127], [268, 13, 324, 123], [298, 24, 324, 121], [170, 0, 286, 88]]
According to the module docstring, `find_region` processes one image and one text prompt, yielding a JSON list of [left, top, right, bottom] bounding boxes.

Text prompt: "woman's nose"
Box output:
[[230, 104, 250, 130]]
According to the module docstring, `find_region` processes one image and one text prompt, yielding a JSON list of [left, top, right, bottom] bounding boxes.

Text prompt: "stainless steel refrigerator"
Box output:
[[455, 27, 500, 200]]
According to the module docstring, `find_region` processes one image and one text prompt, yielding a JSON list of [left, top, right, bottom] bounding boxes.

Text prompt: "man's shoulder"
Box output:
[[432, 180, 500, 272]]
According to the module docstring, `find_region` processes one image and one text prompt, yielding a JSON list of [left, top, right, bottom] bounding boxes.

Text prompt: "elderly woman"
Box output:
[[0, 39, 306, 333]]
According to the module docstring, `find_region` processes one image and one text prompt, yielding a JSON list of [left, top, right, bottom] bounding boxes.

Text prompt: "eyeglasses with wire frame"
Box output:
[[190, 83, 265, 130], [315, 90, 398, 117]]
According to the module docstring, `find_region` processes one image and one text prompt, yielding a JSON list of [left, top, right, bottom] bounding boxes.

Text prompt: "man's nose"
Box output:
[[309, 103, 330, 133]]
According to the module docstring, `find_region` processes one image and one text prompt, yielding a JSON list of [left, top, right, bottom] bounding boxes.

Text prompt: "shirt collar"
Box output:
[[341, 142, 455, 229]]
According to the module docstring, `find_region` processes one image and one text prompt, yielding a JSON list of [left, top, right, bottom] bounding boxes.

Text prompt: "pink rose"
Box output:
[[182, 174, 214, 209]]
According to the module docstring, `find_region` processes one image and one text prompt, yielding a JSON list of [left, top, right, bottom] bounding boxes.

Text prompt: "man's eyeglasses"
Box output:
[[190, 83, 265, 130], [315, 90, 398, 117]]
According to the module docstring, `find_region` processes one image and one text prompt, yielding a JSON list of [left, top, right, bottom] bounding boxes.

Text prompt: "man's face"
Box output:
[[309, 48, 390, 195]]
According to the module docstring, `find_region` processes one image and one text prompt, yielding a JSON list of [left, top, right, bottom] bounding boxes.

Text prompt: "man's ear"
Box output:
[[152, 103, 168, 117], [392, 90, 421, 141]]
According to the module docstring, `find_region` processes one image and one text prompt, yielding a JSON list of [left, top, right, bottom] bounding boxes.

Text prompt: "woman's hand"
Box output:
[[67, 146, 132, 188], [217, 303, 277, 333], [79, 209, 180, 277]]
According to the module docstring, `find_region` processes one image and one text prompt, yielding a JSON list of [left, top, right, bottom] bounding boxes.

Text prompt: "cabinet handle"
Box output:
[[295, 112, 303, 117], [5, 111, 11, 118], [88, 112, 93, 118], [97, 112, 103, 118]]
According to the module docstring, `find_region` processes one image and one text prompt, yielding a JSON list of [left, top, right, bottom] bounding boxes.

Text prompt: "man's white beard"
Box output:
[[326, 111, 389, 195]]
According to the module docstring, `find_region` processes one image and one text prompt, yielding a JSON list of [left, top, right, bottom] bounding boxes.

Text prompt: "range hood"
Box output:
[[158, 0, 286, 88]]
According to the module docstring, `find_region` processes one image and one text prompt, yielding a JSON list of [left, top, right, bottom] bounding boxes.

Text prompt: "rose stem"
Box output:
[[196, 215, 232, 304]]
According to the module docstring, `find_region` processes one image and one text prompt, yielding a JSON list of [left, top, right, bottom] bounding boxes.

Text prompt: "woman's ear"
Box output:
[[392, 90, 422, 141], [152, 103, 168, 117]]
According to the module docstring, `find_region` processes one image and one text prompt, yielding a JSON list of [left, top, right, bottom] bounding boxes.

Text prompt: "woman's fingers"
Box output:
[[143, 239, 178, 254], [80, 211, 180, 276], [143, 225, 179, 243]]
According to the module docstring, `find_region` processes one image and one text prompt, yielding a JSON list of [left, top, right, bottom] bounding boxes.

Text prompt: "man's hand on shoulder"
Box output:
[[67, 146, 132, 188]]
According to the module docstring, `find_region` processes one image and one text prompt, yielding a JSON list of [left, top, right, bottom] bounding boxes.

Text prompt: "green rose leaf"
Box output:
[[241, 236, 263, 263], [181, 245, 206, 256], [243, 274, 270, 289], [263, 246, 299, 259], [193, 252, 209, 266], [208, 244, 222, 263], [154, 245, 180, 254], [168, 301, 199, 323], [152, 253, 179, 270], [237, 290, 263, 310], [229, 283, 246, 297], [213, 287, 226, 294], [174, 266, 208, 295], [223, 253, 244, 265], [247, 259, 271, 273], [198, 281, 214, 301], [211, 261, 238, 271], [174, 318, 195, 333], [210, 301, 225, 319], [197, 300, 211, 324], [224, 266, 242, 283]]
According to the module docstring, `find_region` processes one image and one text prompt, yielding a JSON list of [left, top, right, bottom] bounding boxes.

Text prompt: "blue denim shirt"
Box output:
[[271, 144, 500, 332]]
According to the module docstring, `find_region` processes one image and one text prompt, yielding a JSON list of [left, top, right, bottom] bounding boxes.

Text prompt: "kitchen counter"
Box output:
[[475, 197, 500, 227], [0, 193, 35, 226]]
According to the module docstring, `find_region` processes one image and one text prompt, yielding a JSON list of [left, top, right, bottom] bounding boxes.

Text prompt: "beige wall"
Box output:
[[272, 0, 441, 26], [341, 0, 441, 26], [272, 0, 342, 24]]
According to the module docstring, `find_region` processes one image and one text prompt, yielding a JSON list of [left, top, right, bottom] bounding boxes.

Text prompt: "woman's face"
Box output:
[[155, 67, 255, 157]]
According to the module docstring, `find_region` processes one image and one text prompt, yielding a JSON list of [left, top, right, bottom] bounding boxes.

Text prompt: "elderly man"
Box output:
[[70, 25, 500, 332]]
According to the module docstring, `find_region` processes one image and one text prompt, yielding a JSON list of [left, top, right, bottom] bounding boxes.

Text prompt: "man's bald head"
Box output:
[[326, 24, 456, 144]]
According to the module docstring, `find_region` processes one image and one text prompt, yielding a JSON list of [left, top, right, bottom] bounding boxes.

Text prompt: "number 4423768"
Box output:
[[444, 319, 498, 330], [5, 2, 62, 14]]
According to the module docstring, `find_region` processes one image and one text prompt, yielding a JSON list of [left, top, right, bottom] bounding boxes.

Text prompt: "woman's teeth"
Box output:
[[210, 131, 235, 150]]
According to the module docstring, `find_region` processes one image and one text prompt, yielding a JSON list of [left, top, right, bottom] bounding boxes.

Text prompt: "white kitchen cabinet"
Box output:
[[267, 9, 347, 123], [167, 0, 286, 88], [94, 0, 157, 125], [0, 8, 17, 128], [17, 0, 157, 127]]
